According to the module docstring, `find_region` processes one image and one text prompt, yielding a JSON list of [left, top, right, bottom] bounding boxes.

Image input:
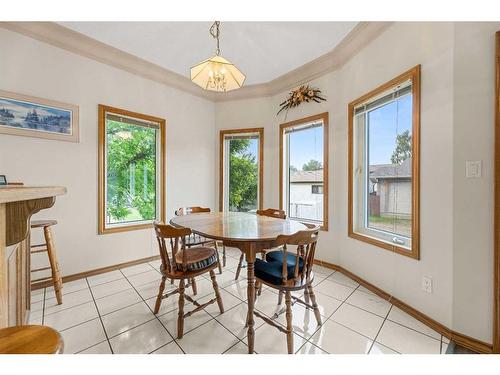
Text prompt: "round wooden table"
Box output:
[[170, 211, 307, 354]]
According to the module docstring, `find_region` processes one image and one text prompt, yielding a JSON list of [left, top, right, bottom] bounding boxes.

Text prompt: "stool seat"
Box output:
[[31, 219, 58, 229], [0, 325, 63, 354]]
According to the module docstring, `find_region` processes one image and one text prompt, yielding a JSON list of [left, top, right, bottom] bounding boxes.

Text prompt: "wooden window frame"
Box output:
[[219, 127, 264, 212], [348, 65, 421, 260], [279, 112, 329, 231], [98, 104, 166, 235]]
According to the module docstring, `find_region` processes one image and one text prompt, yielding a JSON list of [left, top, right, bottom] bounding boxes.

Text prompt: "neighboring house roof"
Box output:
[[369, 158, 412, 180], [290, 169, 323, 183]]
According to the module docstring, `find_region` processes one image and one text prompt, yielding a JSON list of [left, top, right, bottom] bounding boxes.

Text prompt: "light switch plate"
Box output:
[[466, 160, 482, 178]]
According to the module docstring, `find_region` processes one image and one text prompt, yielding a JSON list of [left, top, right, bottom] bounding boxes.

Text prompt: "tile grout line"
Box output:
[[75, 339, 110, 354], [367, 304, 394, 354], [43, 283, 136, 318], [384, 317, 442, 342], [295, 283, 361, 353], [85, 277, 115, 354], [118, 269, 183, 354]]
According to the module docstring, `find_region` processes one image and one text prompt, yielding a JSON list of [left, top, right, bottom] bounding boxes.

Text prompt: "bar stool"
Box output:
[[0, 325, 64, 354], [30, 220, 63, 304]]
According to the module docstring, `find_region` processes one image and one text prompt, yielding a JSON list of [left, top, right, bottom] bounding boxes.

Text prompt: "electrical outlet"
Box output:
[[422, 276, 433, 293]]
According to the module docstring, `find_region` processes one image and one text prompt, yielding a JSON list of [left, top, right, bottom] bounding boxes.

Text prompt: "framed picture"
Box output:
[[0, 90, 79, 142]]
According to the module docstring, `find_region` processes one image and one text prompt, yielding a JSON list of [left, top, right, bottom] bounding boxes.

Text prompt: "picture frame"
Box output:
[[0, 90, 79, 142]]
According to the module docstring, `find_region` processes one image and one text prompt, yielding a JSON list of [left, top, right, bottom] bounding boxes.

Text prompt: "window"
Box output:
[[280, 113, 329, 229], [312, 185, 323, 194], [219, 128, 264, 212], [348, 65, 420, 259], [98, 105, 165, 234]]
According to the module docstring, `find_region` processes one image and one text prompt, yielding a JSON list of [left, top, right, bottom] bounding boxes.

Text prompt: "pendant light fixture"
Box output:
[[190, 21, 246, 92]]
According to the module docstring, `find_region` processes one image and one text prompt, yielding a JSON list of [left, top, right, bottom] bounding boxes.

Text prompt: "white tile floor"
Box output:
[[30, 248, 450, 354]]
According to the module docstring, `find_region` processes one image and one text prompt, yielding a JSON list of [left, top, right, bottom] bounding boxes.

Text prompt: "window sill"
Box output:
[[348, 229, 419, 260], [288, 217, 328, 231], [98, 222, 153, 235]]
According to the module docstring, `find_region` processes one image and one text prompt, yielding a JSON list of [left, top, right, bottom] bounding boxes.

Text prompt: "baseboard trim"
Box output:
[[32, 255, 160, 290], [314, 259, 493, 354]]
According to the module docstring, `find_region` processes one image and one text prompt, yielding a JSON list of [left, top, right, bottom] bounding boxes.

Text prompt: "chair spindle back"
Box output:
[[273, 224, 320, 284], [154, 222, 192, 273], [175, 206, 211, 216]]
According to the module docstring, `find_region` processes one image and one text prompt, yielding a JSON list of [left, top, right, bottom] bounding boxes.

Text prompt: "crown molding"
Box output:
[[212, 21, 393, 102], [0, 21, 216, 101], [0, 21, 392, 103]]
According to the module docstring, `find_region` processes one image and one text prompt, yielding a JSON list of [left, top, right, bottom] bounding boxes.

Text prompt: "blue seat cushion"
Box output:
[[266, 251, 304, 269], [254, 258, 304, 285]]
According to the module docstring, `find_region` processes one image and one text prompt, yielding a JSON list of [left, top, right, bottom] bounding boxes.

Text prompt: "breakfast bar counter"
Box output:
[[0, 185, 66, 328]]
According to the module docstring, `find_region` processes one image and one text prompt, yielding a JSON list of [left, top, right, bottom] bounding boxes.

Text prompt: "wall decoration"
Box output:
[[0, 90, 79, 142], [277, 85, 326, 117]]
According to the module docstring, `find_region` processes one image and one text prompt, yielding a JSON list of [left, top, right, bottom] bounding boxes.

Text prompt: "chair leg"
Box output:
[[307, 284, 322, 326], [191, 278, 197, 295], [257, 281, 262, 296], [209, 270, 224, 314], [254, 281, 260, 301], [214, 241, 222, 274], [154, 276, 166, 314], [44, 226, 62, 305], [177, 279, 186, 339], [222, 245, 226, 267], [278, 290, 284, 305], [235, 253, 244, 280], [285, 291, 293, 354]]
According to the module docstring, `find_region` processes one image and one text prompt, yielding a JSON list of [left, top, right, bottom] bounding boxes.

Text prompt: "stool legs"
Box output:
[[43, 226, 63, 305]]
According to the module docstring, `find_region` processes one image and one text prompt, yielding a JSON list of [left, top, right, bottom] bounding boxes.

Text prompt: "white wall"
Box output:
[[0, 28, 216, 276], [215, 22, 499, 344], [452, 22, 498, 344]]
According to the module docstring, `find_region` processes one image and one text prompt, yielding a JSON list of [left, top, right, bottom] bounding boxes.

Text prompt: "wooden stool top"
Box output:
[[31, 219, 57, 229], [0, 325, 63, 354]]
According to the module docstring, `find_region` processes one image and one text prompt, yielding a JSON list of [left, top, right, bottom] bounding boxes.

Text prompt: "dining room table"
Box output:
[[170, 211, 308, 354]]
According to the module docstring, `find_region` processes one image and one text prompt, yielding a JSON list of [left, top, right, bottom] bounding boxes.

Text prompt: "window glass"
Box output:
[[104, 113, 160, 228]]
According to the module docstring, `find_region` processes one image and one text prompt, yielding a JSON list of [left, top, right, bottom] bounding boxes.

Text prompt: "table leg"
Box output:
[[246, 246, 256, 354]]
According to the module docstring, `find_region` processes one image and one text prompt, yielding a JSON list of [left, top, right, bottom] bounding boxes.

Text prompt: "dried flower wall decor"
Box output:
[[277, 85, 326, 116]]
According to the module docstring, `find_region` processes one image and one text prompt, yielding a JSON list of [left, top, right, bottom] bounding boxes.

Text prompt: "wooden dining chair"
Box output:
[[175, 206, 225, 274], [250, 224, 321, 354], [234, 208, 287, 280], [153, 222, 224, 339]]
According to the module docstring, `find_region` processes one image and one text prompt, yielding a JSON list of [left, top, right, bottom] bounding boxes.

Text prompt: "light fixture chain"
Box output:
[[210, 21, 221, 55]]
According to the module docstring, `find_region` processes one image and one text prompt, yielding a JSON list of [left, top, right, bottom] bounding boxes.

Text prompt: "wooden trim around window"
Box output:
[[219, 127, 264, 212], [98, 104, 166, 235], [348, 65, 421, 260], [494, 31, 500, 354], [279, 112, 329, 231]]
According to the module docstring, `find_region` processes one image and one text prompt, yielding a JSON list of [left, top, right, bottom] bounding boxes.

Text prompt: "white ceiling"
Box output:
[[59, 22, 358, 86]]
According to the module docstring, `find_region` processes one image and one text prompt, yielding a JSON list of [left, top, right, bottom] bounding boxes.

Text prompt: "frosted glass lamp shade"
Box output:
[[191, 55, 246, 92]]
